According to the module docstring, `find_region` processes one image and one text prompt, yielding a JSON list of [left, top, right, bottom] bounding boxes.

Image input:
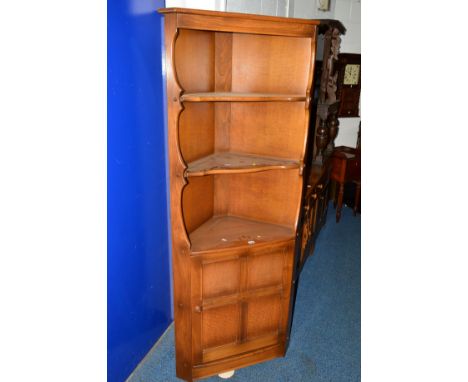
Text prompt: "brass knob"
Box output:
[[194, 305, 202, 313]]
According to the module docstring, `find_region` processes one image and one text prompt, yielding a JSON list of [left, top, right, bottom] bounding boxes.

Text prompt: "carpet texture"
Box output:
[[128, 204, 360, 381]]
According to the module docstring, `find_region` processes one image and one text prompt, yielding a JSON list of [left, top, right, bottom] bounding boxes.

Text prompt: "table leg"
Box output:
[[333, 181, 337, 209], [336, 182, 344, 222], [353, 181, 361, 216]]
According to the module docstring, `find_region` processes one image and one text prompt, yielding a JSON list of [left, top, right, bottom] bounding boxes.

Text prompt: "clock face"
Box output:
[[343, 64, 360, 85]]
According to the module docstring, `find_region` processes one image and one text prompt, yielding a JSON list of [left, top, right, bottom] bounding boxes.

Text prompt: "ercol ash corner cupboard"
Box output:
[[159, 8, 320, 381]]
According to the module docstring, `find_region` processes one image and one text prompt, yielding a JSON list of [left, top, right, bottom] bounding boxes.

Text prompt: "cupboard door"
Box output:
[[315, 186, 324, 235], [309, 192, 319, 240], [319, 181, 330, 226], [314, 179, 330, 235], [299, 194, 313, 267], [191, 243, 293, 366]]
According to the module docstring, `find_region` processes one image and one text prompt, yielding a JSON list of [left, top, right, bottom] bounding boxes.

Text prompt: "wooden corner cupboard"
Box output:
[[159, 8, 343, 381]]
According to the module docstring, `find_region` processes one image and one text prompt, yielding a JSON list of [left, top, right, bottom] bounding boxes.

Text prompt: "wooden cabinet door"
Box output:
[[299, 202, 311, 267], [315, 181, 329, 234], [319, 181, 330, 226], [190, 242, 294, 366], [299, 192, 317, 268]]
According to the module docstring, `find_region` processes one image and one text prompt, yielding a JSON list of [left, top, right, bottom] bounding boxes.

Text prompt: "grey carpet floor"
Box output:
[[128, 204, 360, 381]]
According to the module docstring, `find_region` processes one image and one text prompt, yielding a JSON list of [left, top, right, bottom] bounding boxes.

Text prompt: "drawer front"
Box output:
[[346, 158, 360, 181], [299, 190, 318, 267], [331, 156, 347, 182]]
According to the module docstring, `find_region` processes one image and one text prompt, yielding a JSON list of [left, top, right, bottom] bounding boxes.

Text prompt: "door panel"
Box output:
[[202, 258, 240, 299], [246, 247, 284, 289], [246, 294, 282, 340], [202, 303, 240, 348]]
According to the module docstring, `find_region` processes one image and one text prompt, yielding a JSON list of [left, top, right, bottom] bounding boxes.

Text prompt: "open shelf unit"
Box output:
[[161, 7, 319, 381], [182, 168, 303, 250]]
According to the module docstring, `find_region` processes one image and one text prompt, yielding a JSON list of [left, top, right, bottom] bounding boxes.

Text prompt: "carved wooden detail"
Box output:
[[313, 22, 345, 164], [288, 19, 345, 349], [325, 101, 340, 155], [315, 114, 328, 161]]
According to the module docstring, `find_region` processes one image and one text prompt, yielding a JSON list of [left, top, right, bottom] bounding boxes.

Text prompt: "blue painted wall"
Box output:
[[108, 1, 172, 381]]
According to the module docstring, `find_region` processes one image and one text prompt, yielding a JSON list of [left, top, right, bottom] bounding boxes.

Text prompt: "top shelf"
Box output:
[[158, 8, 321, 27], [180, 92, 306, 102]]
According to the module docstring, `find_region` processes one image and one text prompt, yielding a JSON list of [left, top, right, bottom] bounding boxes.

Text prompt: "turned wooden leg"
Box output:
[[333, 181, 337, 209], [336, 182, 344, 223], [326, 112, 339, 155], [314, 117, 328, 164], [353, 181, 361, 216]]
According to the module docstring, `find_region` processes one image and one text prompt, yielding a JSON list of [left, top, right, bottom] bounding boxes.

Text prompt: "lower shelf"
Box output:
[[189, 215, 294, 252]]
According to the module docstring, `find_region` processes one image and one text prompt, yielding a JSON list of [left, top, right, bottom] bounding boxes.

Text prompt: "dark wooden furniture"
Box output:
[[298, 163, 331, 268], [295, 20, 345, 273], [286, 20, 345, 348], [336, 53, 361, 117], [330, 146, 361, 222], [159, 8, 321, 381]]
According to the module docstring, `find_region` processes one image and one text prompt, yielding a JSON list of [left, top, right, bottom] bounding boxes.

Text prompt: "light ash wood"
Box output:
[[159, 7, 320, 25], [214, 32, 233, 153], [213, 169, 302, 227], [183, 170, 302, 235], [182, 176, 214, 233], [181, 92, 306, 102], [231, 34, 312, 94], [179, 103, 214, 163], [162, 13, 192, 381], [160, 7, 318, 381], [175, 29, 214, 92], [229, 102, 307, 160], [190, 241, 294, 372]]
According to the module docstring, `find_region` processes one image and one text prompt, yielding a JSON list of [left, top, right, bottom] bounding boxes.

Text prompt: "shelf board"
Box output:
[[186, 152, 299, 177], [190, 215, 294, 252], [180, 92, 306, 102]]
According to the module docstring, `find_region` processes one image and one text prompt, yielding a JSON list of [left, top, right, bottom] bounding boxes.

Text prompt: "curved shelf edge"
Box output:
[[187, 163, 299, 177], [185, 152, 301, 177]]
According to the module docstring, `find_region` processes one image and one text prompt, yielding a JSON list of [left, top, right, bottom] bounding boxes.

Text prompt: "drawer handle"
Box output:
[[316, 184, 323, 190], [195, 305, 202, 313]]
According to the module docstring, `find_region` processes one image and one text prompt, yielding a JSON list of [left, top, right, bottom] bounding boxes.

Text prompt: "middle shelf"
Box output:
[[186, 152, 300, 177], [180, 92, 306, 102]]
